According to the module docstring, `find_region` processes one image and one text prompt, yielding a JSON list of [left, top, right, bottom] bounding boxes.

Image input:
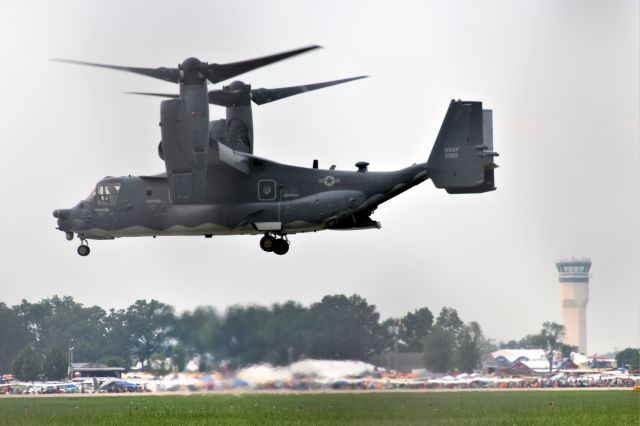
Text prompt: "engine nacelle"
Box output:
[[160, 98, 208, 203], [225, 82, 253, 152], [209, 81, 253, 154]]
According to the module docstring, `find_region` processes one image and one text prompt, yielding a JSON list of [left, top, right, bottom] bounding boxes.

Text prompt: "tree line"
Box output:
[[0, 294, 489, 379], [3, 295, 635, 381]]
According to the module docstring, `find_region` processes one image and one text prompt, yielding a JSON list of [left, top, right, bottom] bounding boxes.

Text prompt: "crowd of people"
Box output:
[[2, 362, 639, 395]]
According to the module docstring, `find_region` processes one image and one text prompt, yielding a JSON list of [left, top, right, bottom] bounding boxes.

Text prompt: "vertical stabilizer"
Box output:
[[427, 100, 498, 194]]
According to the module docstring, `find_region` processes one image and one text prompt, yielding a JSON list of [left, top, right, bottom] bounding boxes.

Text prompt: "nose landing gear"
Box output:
[[259, 233, 289, 255], [77, 239, 90, 257]]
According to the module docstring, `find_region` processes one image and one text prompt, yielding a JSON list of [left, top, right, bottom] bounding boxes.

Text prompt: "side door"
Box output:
[[255, 179, 281, 231]]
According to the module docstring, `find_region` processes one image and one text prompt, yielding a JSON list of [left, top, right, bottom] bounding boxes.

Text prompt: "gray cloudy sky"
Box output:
[[0, 0, 637, 354]]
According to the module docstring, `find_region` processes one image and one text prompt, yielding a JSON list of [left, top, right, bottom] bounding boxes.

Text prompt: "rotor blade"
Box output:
[[125, 92, 179, 99], [250, 76, 368, 105], [51, 58, 180, 83], [199, 45, 321, 84]]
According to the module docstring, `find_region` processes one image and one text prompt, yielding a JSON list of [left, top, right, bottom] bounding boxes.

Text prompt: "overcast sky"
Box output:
[[0, 0, 637, 354]]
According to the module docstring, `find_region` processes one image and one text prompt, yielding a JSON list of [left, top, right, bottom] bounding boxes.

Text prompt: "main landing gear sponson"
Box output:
[[260, 234, 289, 255], [77, 239, 90, 257]]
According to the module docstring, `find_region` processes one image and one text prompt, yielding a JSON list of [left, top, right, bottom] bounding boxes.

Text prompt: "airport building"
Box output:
[[556, 257, 591, 354], [70, 362, 124, 378]]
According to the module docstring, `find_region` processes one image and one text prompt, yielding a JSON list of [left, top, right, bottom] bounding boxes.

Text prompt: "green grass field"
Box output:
[[0, 391, 638, 425]]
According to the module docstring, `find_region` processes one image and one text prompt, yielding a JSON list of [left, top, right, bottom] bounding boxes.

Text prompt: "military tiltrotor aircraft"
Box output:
[[53, 46, 498, 256]]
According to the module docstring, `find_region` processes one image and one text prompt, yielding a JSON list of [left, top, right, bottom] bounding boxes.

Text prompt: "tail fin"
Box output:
[[427, 100, 498, 194]]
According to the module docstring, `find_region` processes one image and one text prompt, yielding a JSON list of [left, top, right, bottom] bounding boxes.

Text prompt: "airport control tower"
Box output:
[[556, 258, 591, 354]]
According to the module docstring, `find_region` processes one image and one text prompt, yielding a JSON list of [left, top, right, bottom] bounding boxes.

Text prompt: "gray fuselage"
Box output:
[[56, 158, 429, 240]]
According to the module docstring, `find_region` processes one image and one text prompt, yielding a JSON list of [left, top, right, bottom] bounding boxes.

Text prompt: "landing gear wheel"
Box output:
[[273, 239, 289, 255], [260, 235, 276, 252], [77, 244, 90, 257]]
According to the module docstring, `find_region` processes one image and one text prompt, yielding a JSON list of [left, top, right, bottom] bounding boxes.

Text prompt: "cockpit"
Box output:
[[84, 180, 122, 206], [84, 188, 96, 202]]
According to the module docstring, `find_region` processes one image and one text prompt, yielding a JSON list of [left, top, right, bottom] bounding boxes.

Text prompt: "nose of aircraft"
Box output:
[[53, 209, 71, 219], [54, 209, 75, 236]]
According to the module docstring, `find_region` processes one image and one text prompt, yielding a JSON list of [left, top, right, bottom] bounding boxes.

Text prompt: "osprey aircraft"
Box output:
[[53, 46, 498, 256]]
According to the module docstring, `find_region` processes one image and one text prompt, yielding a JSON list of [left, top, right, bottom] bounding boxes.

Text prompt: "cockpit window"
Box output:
[[84, 188, 96, 202], [96, 183, 121, 206]]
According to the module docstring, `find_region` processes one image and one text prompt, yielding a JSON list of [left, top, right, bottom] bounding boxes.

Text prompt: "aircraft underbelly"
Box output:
[[85, 190, 372, 238]]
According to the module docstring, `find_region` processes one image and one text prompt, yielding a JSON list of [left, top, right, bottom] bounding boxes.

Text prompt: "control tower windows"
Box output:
[[560, 265, 588, 273]]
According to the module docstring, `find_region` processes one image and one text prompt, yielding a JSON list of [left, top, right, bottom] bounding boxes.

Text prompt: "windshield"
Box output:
[[84, 188, 96, 202]]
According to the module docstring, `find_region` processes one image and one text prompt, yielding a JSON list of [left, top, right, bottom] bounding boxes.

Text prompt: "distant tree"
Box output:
[[170, 344, 188, 372], [12, 296, 107, 362], [499, 340, 521, 349], [423, 309, 489, 373], [264, 301, 309, 365], [471, 321, 497, 364], [173, 306, 220, 364], [198, 358, 209, 373], [435, 307, 464, 334], [43, 347, 68, 380], [11, 347, 42, 381], [518, 333, 547, 349], [615, 348, 640, 370], [126, 300, 174, 369], [559, 343, 579, 358], [305, 294, 382, 360], [101, 355, 127, 368], [540, 322, 565, 372], [12, 299, 50, 345], [103, 309, 133, 368], [455, 322, 484, 373], [148, 352, 171, 376], [215, 305, 270, 366], [399, 307, 434, 352], [423, 326, 455, 373], [379, 317, 404, 361], [0, 303, 33, 373]]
